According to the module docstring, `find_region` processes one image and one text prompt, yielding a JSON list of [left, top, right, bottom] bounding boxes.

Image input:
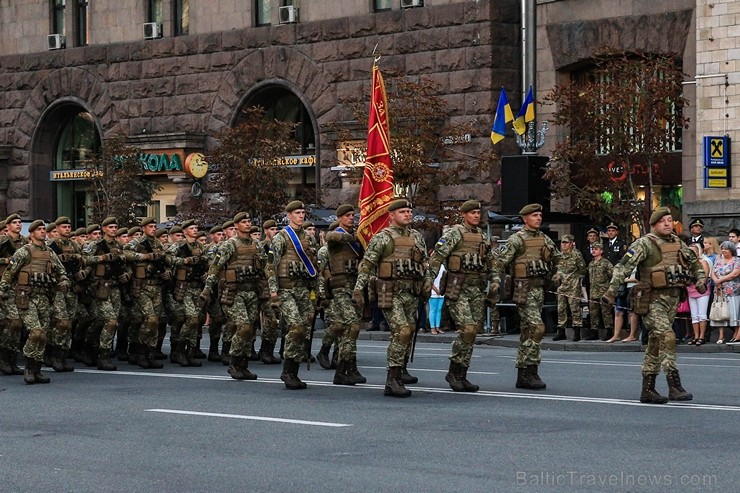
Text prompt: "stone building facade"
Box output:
[[0, 0, 520, 225]]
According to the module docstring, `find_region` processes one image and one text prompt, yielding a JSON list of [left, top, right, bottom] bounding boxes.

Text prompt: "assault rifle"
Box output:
[[49, 241, 81, 276]]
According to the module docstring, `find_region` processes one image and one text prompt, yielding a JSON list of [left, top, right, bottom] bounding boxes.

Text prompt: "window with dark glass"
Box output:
[[51, 0, 65, 35], [255, 0, 271, 26], [148, 0, 164, 23], [75, 0, 89, 46], [174, 0, 190, 35], [374, 0, 393, 12]]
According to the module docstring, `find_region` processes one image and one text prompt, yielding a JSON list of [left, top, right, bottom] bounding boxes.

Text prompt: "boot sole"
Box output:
[[383, 388, 411, 397]]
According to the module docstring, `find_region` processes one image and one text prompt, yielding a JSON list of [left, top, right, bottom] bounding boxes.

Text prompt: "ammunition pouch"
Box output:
[[630, 282, 652, 316], [15, 284, 32, 310], [448, 252, 488, 274], [220, 282, 236, 306], [512, 278, 530, 305], [96, 281, 112, 300], [368, 277, 377, 303], [130, 279, 142, 300], [649, 265, 690, 288], [375, 278, 395, 309], [259, 281, 270, 301], [226, 266, 261, 283], [18, 271, 30, 286], [377, 259, 423, 280], [444, 272, 466, 302], [174, 280, 188, 302]]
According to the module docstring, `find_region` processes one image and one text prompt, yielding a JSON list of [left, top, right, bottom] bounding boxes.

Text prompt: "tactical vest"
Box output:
[[448, 228, 489, 275], [328, 240, 361, 289], [225, 240, 262, 284], [93, 240, 124, 280], [277, 231, 316, 281], [513, 234, 552, 279], [174, 241, 205, 282], [18, 246, 55, 287], [639, 234, 690, 288], [377, 230, 424, 280], [133, 237, 164, 280]]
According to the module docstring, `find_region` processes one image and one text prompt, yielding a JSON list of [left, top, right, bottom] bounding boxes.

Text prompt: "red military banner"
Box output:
[[357, 64, 394, 248]]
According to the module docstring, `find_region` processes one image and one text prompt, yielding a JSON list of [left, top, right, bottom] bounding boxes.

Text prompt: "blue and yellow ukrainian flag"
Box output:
[[490, 88, 514, 144], [513, 85, 535, 136]]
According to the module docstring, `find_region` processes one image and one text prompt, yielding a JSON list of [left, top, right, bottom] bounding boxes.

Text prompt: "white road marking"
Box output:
[[359, 365, 498, 375], [146, 409, 351, 427], [77, 370, 740, 413], [487, 355, 740, 370]]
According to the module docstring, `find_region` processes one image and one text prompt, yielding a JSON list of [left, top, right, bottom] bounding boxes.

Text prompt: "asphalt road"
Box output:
[[1, 340, 738, 493]]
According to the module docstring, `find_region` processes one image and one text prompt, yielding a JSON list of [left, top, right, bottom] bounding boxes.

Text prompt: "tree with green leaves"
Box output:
[[543, 49, 687, 237], [85, 135, 160, 226]]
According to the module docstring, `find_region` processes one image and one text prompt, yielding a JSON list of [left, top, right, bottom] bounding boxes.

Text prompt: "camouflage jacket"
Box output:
[[354, 225, 427, 291], [0, 242, 69, 292], [426, 223, 493, 282], [587, 257, 613, 298], [204, 235, 268, 292], [555, 249, 587, 292], [267, 226, 319, 293], [491, 227, 560, 284]]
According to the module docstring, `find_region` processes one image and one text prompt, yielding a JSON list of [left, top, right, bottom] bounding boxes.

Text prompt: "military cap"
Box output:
[[54, 216, 71, 226], [591, 242, 604, 249], [154, 228, 167, 238], [249, 226, 260, 234], [460, 200, 481, 213], [86, 224, 101, 235], [649, 207, 672, 226], [605, 222, 618, 231], [5, 213, 21, 223], [0, 220, 5, 230], [336, 204, 355, 217], [262, 220, 277, 229], [518, 203, 542, 216], [116, 228, 128, 237], [222, 220, 235, 230], [285, 200, 305, 212], [181, 219, 197, 230], [689, 218, 704, 228], [304, 221, 314, 229], [561, 234, 575, 242], [328, 221, 339, 231], [209, 226, 222, 235], [233, 212, 251, 223], [140, 217, 156, 227], [586, 228, 599, 236], [46, 222, 57, 232], [128, 226, 141, 236], [101, 216, 117, 227], [197, 231, 207, 238], [28, 219, 45, 233], [74, 227, 87, 236], [169, 225, 183, 235], [388, 198, 413, 212]]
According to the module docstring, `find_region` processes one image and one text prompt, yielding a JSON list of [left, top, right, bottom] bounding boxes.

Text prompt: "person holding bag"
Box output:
[[709, 241, 740, 344]]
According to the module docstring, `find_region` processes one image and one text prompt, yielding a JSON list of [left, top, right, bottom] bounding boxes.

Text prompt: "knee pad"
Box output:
[[236, 324, 255, 340], [29, 328, 46, 344], [290, 324, 307, 341], [348, 323, 360, 340], [103, 320, 118, 336], [461, 324, 478, 344], [532, 324, 545, 343], [664, 330, 676, 351], [398, 324, 414, 345], [7, 319, 23, 335], [145, 315, 159, 331]]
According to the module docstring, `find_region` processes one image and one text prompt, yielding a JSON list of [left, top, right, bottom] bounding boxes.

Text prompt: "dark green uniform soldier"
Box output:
[[426, 200, 493, 392], [0, 213, 28, 375], [0, 220, 69, 384], [353, 198, 430, 398], [552, 234, 586, 341], [603, 207, 706, 404], [587, 242, 614, 341], [491, 203, 559, 390]]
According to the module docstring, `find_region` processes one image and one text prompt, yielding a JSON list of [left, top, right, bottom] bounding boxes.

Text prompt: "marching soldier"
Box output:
[[553, 234, 586, 341], [0, 213, 29, 375], [426, 200, 492, 392], [491, 203, 559, 390], [315, 222, 339, 371], [587, 243, 614, 341], [255, 219, 281, 364], [204, 225, 225, 362], [268, 201, 319, 390], [352, 198, 430, 398], [603, 207, 706, 404], [0, 220, 69, 384]]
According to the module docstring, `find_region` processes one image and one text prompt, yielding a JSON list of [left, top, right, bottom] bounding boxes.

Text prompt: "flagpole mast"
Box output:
[[517, 0, 548, 155]]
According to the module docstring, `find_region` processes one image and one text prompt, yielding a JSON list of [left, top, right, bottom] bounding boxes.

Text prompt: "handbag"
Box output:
[[709, 291, 729, 323], [677, 298, 690, 314]]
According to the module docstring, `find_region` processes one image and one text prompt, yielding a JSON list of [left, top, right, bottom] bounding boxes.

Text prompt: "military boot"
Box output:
[[128, 342, 142, 366], [640, 374, 668, 404], [400, 362, 418, 385], [316, 344, 332, 370], [171, 342, 189, 367], [50, 346, 66, 372], [115, 328, 129, 361], [280, 359, 307, 390], [332, 359, 354, 386], [572, 327, 581, 342], [194, 334, 207, 359], [207, 334, 221, 362], [97, 350, 117, 371], [228, 356, 258, 380], [8, 351, 24, 375], [79, 344, 96, 367], [666, 370, 693, 401], [459, 365, 480, 393], [146, 347, 164, 369], [249, 345, 259, 362], [347, 355, 366, 384], [60, 350, 74, 372], [33, 359, 51, 384], [330, 347, 339, 369], [259, 340, 281, 365], [384, 367, 411, 397], [585, 329, 599, 341], [23, 358, 36, 385], [552, 327, 567, 341], [446, 361, 465, 392], [43, 345, 53, 368], [221, 341, 231, 366], [185, 344, 202, 367], [516, 367, 533, 389], [0, 349, 15, 375], [526, 365, 547, 390], [137, 345, 152, 369]]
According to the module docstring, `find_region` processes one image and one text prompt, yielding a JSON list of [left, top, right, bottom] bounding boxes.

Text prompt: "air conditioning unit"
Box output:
[[279, 5, 298, 24], [47, 34, 66, 50], [401, 0, 423, 8], [143, 22, 162, 40]]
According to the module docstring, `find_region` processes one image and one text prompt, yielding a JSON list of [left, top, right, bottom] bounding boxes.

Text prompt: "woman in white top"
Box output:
[[429, 264, 446, 335]]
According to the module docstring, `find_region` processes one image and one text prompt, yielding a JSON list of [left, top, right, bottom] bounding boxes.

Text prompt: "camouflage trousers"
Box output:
[[90, 285, 122, 351], [557, 287, 582, 328], [223, 287, 259, 358], [447, 283, 486, 367], [382, 288, 418, 368], [329, 288, 361, 362], [515, 285, 545, 368], [207, 295, 224, 342], [0, 297, 22, 352], [320, 302, 338, 347], [136, 282, 164, 348], [258, 298, 279, 344], [589, 291, 613, 330], [164, 289, 183, 343], [21, 290, 54, 362], [642, 289, 680, 375], [177, 284, 206, 347], [278, 285, 315, 362], [50, 289, 79, 349]]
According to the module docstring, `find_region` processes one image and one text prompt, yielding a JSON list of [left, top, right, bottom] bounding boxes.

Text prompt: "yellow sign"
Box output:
[[708, 168, 727, 177], [708, 178, 728, 187], [49, 169, 104, 181], [710, 138, 724, 158], [184, 153, 208, 179]]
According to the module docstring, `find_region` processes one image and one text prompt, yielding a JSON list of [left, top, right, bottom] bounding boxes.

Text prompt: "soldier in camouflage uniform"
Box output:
[[323, 206, 367, 386], [491, 203, 559, 390], [603, 207, 706, 404], [586, 243, 614, 341], [201, 212, 269, 380], [426, 200, 493, 392], [124, 217, 170, 369], [113, 227, 133, 360], [167, 220, 209, 367], [0, 213, 28, 375], [255, 219, 281, 364], [315, 222, 339, 371], [160, 225, 184, 364], [203, 225, 225, 362], [352, 198, 430, 398], [218, 220, 236, 363], [69, 223, 99, 364], [268, 201, 320, 390], [552, 234, 586, 342], [0, 220, 69, 384]]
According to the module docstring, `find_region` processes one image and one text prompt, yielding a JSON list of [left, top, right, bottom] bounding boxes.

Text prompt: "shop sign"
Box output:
[[702, 136, 731, 188], [249, 155, 317, 167], [49, 169, 104, 181], [140, 151, 184, 174]]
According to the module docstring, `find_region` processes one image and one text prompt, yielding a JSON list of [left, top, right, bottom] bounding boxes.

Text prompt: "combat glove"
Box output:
[[197, 287, 211, 309], [695, 279, 707, 294], [485, 282, 500, 307], [118, 273, 131, 284], [420, 278, 433, 301], [270, 292, 281, 312], [601, 290, 616, 306], [351, 289, 365, 310], [184, 256, 200, 265], [74, 270, 88, 281]]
